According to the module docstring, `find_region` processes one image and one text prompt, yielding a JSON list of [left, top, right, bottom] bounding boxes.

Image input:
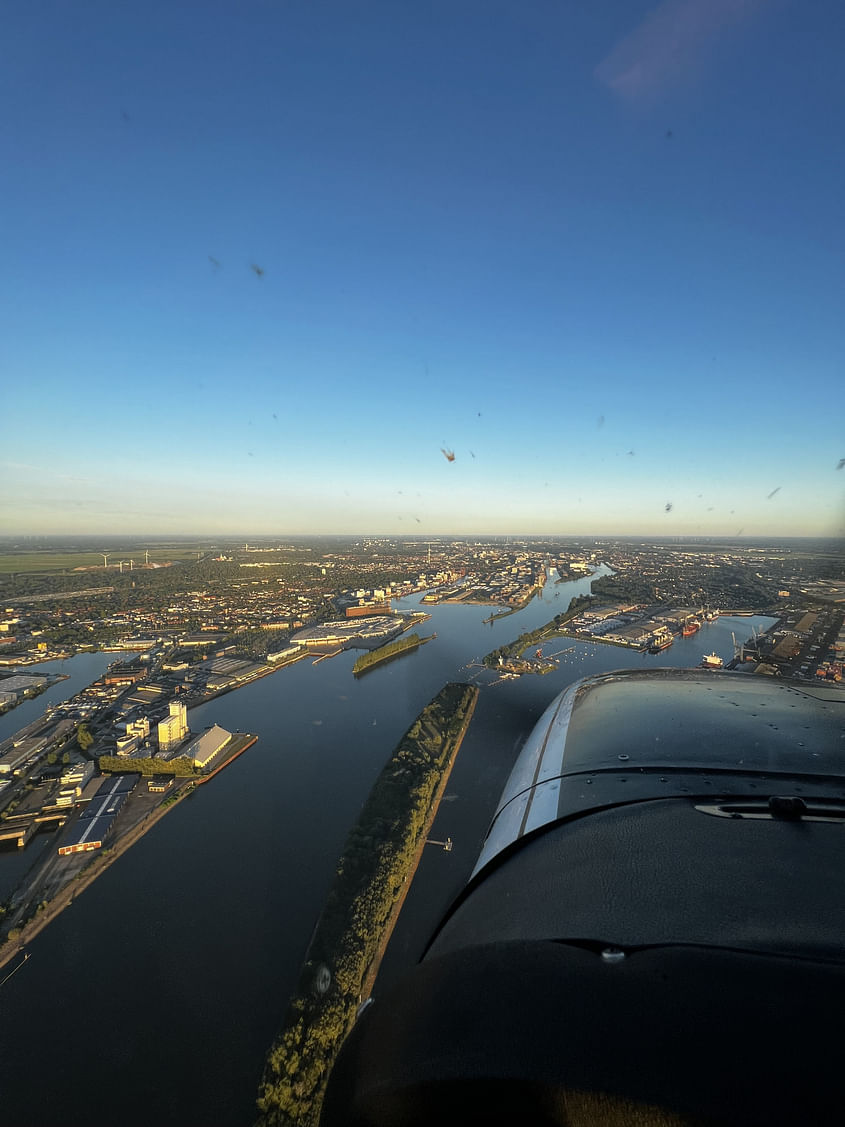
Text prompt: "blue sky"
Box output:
[[3, 0, 844, 537]]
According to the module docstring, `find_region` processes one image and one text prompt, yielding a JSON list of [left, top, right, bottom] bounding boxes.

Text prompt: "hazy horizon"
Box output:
[[1, 530, 841, 547]]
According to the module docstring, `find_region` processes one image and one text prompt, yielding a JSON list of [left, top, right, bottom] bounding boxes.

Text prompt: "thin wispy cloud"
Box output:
[[1, 462, 96, 488], [595, 0, 769, 102], [1, 460, 41, 473]]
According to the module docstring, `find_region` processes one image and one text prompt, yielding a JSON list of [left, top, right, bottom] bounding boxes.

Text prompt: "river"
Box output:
[[0, 575, 774, 1126]]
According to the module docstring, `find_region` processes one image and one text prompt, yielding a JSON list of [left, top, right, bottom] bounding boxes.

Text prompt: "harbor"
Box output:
[[0, 573, 785, 1125]]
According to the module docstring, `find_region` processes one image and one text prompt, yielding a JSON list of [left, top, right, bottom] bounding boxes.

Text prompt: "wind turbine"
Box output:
[[102, 553, 110, 568]]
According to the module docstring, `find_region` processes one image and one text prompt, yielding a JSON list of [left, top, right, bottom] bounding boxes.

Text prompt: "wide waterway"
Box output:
[[0, 576, 774, 1126]]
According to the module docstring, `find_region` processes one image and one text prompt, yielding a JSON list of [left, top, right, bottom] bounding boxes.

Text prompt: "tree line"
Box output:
[[98, 755, 197, 777]]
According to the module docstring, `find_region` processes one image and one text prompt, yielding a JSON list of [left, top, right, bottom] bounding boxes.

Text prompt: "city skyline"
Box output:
[[3, 0, 844, 538]]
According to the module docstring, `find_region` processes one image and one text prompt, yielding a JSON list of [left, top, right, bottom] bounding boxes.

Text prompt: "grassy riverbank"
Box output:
[[255, 681, 479, 1127]]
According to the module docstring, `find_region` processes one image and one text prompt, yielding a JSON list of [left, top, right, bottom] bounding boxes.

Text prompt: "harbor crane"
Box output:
[[730, 631, 752, 662]]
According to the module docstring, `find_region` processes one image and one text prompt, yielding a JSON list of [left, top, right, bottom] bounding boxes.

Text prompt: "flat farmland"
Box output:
[[0, 548, 203, 574]]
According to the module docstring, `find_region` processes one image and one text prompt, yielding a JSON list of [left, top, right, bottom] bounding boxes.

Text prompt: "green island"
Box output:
[[351, 631, 433, 675], [255, 681, 479, 1127], [483, 594, 594, 669]]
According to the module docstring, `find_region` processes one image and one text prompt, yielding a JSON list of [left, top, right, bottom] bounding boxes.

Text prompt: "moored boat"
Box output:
[[649, 628, 673, 654]]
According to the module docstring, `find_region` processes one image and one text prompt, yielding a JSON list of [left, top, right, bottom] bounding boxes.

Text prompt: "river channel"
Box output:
[[0, 574, 774, 1126]]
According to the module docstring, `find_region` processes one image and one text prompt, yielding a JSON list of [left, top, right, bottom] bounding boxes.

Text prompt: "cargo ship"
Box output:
[[682, 617, 701, 636], [701, 652, 724, 669], [649, 628, 673, 654]]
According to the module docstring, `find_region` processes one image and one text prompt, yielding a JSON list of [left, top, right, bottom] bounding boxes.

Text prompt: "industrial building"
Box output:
[[115, 733, 141, 756], [93, 774, 139, 798], [127, 715, 150, 737], [203, 659, 267, 691], [57, 760, 95, 801], [267, 645, 302, 664], [0, 674, 48, 699], [0, 744, 34, 776], [293, 616, 405, 648], [184, 724, 231, 768], [126, 683, 168, 707], [157, 699, 188, 751], [179, 632, 228, 647], [58, 815, 116, 856], [58, 775, 138, 856], [82, 787, 127, 821], [345, 602, 392, 618], [115, 716, 151, 756], [61, 760, 95, 790], [103, 661, 148, 686]]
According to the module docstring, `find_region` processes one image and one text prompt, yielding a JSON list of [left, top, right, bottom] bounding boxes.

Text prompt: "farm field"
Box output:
[[0, 547, 205, 574]]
